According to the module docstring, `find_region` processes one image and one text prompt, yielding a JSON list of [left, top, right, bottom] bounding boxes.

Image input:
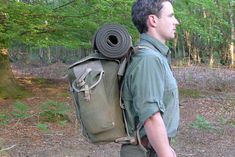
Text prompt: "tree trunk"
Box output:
[[209, 48, 214, 67], [0, 48, 26, 99], [229, 0, 234, 67], [184, 31, 191, 65]]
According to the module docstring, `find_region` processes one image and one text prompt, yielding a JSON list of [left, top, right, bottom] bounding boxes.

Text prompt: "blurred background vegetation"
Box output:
[[0, 0, 234, 67]]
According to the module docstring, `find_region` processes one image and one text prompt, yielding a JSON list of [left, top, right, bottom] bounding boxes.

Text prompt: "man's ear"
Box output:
[[147, 15, 158, 27]]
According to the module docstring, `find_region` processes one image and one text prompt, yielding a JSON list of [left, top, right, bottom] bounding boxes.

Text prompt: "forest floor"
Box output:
[[0, 63, 235, 157]]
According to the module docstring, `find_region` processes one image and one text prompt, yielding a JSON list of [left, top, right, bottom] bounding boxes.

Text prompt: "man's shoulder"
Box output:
[[134, 46, 163, 62], [125, 50, 163, 76]]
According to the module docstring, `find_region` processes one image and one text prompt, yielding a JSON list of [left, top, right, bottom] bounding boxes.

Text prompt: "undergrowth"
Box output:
[[179, 88, 201, 99], [0, 100, 71, 131], [39, 100, 70, 123], [12, 101, 31, 119], [190, 115, 214, 130], [30, 78, 58, 88], [0, 84, 31, 99]]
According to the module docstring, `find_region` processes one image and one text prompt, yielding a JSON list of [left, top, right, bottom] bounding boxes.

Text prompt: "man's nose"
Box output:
[[174, 17, 180, 25]]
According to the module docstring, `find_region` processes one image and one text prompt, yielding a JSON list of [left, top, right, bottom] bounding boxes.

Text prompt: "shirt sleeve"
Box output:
[[129, 55, 166, 126]]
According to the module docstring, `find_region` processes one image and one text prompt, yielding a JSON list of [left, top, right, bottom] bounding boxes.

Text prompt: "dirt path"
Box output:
[[0, 65, 234, 157]]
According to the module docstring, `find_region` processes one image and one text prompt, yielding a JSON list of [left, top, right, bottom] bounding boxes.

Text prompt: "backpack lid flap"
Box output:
[[69, 53, 119, 69], [73, 60, 103, 79]]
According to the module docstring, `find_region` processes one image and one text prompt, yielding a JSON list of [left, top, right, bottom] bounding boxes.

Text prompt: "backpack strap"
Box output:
[[72, 70, 104, 101], [118, 80, 137, 145]]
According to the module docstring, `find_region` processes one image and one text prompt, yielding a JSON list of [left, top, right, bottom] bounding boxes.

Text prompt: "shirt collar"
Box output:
[[140, 33, 170, 56]]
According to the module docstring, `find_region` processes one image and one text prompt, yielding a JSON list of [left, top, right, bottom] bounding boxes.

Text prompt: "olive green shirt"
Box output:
[[122, 33, 180, 138]]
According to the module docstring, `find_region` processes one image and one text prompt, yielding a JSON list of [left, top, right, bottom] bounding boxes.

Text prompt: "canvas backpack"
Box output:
[[67, 24, 137, 144]]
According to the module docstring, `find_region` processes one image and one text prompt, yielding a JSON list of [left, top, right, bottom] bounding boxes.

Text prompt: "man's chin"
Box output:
[[168, 36, 175, 40]]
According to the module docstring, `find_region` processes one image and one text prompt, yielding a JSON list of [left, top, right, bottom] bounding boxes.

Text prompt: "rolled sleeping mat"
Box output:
[[93, 24, 132, 59]]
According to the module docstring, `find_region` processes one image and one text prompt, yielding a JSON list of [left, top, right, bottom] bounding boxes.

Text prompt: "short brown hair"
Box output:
[[131, 0, 173, 33]]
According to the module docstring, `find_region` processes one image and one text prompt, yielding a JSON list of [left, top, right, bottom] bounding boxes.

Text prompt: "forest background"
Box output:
[[0, 0, 234, 107], [1, 0, 234, 65]]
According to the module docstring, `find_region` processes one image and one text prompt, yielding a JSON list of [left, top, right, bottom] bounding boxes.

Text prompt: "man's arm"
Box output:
[[144, 112, 176, 157]]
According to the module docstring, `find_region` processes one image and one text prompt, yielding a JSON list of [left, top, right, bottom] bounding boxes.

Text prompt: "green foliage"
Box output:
[[175, 0, 231, 44], [174, 0, 233, 65], [191, 115, 214, 130], [0, 99, 71, 129], [1, 0, 234, 65], [36, 123, 48, 131], [0, 113, 9, 125], [58, 120, 68, 127], [0, 101, 31, 125], [39, 100, 70, 123], [2, 0, 137, 48], [179, 88, 201, 99], [12, 101, 31, 119]]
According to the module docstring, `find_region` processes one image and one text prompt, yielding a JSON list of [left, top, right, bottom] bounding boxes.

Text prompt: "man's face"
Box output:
[[155, 1, 179, 42]]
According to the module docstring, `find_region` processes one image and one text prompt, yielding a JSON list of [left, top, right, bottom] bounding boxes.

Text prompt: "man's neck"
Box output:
[[146, 31, 166, 45]]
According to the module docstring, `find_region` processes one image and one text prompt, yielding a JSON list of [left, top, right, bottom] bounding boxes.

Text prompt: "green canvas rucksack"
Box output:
[[67, 24, 136, 144]]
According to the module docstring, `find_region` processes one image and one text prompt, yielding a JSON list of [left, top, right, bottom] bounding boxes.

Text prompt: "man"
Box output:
[[120, 0, 180, 157]]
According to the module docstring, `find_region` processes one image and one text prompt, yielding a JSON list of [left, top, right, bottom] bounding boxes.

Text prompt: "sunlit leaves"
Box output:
[[2, 0, 136, 48], [175, 0, 232, 46]]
